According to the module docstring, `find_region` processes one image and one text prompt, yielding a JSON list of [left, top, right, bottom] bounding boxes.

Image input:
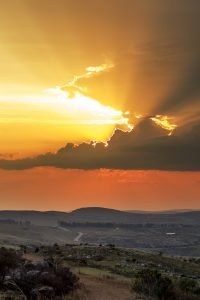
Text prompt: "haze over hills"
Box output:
[[0, 207, 200, 256], [126, 209, 200, 214], [0, 207, 200, 225]]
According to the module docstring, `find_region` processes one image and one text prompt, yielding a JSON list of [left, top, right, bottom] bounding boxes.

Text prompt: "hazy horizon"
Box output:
[[0, 206, 199, 213]]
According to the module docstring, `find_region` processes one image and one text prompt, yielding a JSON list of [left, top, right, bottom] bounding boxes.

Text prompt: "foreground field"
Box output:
[[36, 244, 200, 299], [44, 244, 200, 278], [0, 244, 200, 299]]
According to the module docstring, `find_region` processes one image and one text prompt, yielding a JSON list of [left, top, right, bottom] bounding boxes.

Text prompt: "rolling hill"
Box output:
[[0, 207, 200, 225], [0, 207, 200, 256]]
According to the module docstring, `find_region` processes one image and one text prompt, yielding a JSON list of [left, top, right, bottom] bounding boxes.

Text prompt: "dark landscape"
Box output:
[[0, 231, 200, 299], [0, 207, 200, 257]]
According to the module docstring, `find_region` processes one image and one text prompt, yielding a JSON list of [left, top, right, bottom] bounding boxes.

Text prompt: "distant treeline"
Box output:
[[0, 219, 31, 225], [58, 221, 197, 229]]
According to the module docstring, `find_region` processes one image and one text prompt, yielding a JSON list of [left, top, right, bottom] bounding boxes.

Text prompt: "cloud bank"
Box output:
[[0, 119, 199, 171]]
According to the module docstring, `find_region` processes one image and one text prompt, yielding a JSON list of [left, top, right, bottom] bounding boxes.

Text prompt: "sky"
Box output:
[[0, 0, 199, 211]]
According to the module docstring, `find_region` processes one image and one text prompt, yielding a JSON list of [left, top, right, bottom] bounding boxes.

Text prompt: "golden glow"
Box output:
[[60, 63, 114, 97], [0, 63, 132, 158], [151, 115, 177, 135], [135, 114, 143, 119]]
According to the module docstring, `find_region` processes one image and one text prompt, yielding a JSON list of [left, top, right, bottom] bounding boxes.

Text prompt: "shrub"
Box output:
[[0, 248, 22, 283], [14, 265, 79, 298], [132, 269, 200, 300], [42, 266, 79, 296], [132, 268, 172, 300], [178, 278, 200, 296]]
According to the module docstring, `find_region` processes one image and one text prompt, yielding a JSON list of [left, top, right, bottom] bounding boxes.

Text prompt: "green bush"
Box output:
[[132, 269, 200, 300], [178, 278, 200, 296], [132, 268, 172, 299]]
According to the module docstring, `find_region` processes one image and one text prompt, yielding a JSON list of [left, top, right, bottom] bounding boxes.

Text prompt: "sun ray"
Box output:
[[151, 115, 177, 135]]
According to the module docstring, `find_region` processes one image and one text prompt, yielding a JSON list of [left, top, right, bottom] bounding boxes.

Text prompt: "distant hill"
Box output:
[[0, 207, 200, 225], [68, 207, 132, 223], [66, 207, 200, 224], [0, 210, 68, 226], [127, 209, 200, 214], [0, 207, 200, 255]]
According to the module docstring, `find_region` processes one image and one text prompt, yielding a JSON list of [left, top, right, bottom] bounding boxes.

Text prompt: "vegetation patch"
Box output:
[[0, 247, 79, 299]]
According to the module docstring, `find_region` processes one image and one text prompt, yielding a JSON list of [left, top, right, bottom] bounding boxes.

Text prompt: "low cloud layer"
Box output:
[[0, 119, 199, 171]]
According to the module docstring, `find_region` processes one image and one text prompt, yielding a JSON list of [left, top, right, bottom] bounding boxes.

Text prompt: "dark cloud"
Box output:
[[1, 120, 199, 171]]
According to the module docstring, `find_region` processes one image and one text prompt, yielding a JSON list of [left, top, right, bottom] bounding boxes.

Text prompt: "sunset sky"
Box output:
[[0, 0, 199, 211]]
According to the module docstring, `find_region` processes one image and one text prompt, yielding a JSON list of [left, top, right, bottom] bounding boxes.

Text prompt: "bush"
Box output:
[[42, 266, 79, 296], [132, 268, 172, 300], [0, 248, 22, 283], [178, 278, 200, 296], [132, 269, 200, 300], [14, 265, 79, 298]]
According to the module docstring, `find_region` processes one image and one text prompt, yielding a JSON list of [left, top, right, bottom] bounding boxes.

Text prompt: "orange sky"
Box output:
[[0, 1, 200, 158], [0, 1, 200, 211], [0, 168, 199, 211]]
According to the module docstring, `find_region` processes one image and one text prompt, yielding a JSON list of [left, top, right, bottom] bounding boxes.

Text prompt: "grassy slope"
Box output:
[[57, 245, 200, 278], [24, 244, 200, 299]]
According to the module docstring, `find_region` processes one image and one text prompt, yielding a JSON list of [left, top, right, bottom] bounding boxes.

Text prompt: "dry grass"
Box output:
[[65, 275, 139, 300], [0, 276, 146, 300]]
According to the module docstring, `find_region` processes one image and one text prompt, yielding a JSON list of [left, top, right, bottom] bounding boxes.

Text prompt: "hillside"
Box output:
[[67, 207, 200, 224], [1, 207, 200, 225], [1, 244, 200, 300], [26, 244, 200, 299], [0, 208, 200, 256]]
